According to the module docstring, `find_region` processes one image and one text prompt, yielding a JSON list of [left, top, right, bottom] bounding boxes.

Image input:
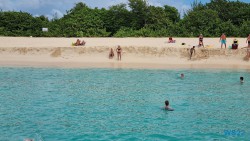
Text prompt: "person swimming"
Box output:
[[240, 77, 244, 83], [181, 73, 184, 79], [164, 100, 174, 111]]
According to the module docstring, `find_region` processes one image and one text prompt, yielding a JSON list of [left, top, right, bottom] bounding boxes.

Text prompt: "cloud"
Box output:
[[51, 9, 64, 18], [0, 0, 191, 18]]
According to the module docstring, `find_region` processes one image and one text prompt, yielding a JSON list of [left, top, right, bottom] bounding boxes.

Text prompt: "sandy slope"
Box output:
[[0, 37, 249, 69]]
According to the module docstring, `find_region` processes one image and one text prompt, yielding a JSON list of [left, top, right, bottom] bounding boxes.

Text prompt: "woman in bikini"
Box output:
[[116, 45, 122, 61], [198, 34, 204, 47]]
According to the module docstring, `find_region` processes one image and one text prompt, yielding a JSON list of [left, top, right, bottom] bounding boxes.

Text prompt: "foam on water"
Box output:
[[0, 68, 249, 141]]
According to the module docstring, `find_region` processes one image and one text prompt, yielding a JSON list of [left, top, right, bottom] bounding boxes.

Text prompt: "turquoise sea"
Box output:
[[0, 68, 249, 141]]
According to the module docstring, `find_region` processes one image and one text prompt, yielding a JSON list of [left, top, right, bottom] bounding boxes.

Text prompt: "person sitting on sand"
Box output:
[[116, 45, 122, 61], [190, 46, 195, 60], [109, 48, 114, 59], [247, 34, 250, 48], [74, 39, 86, 46], [220, 33, 227, 49], [164, 100, 174, 111], [168, 36, 176, 43], [232, 38, 238, 49], [198, 34, 204, 47]]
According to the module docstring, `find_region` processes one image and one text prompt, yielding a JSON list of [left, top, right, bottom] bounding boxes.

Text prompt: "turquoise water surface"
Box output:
[[0, 68, 249, 141]]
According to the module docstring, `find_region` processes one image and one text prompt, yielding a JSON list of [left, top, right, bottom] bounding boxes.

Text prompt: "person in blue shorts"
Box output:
[[220, 33, 227, 49]]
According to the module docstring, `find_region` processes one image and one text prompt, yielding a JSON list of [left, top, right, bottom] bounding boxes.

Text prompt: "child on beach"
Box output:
[[190, 46, 195, 60], [164, 100, 174, 111], [220, 33, 227, 49]]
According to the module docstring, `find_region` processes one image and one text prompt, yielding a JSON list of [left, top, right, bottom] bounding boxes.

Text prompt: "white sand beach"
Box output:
[[0, 37, 249, 69]]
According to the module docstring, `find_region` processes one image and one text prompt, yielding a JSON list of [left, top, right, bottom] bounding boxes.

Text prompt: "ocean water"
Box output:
[[0, 68, 249, 141]]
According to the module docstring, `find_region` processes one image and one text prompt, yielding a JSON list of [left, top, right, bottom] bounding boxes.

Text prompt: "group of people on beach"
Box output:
[[109, 45, 122, 61], [74, 34, 250, 61], [189, 34, 250, 60]]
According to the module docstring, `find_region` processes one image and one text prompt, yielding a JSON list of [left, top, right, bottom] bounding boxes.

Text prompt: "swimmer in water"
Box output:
[[240, 77, 244, 83], [24, 139, 33, 141], [164, 100, 174, 111], [181, 73, 184, 79]]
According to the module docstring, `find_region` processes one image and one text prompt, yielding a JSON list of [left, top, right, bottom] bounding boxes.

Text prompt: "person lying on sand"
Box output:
[[168, 36, 176, 43], [73, 39, 86, 46], [190, 46, 195, 60], [109, 48, 114, 59]]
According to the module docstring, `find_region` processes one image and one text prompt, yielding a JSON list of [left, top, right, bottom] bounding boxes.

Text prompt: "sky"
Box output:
[[0, 0, 249, 19]]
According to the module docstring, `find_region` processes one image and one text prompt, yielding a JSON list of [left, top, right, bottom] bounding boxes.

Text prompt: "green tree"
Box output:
[[146, 6, 171, 30], [104, 4, 131, 35], [181, 9, 221, 37], [163, 5, 180, 23], [128, 0, 149, 29]]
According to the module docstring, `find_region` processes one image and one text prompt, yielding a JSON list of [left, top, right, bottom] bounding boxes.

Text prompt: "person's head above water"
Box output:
[[164, 100, 174, 111], [181, 73, 184, 78], [165, 100, 169, 106], [240, 77, 244, 82]]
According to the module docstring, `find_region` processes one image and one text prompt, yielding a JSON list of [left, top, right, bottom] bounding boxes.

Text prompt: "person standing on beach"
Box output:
[[116, 45, 122, 61], [220, 33, 227, 49], [198, 34, 204, 47], [246, 34, 250, 48], [190, 46, 195, 60]]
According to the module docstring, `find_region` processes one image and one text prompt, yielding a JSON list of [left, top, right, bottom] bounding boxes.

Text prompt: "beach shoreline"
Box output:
[[0, 37, 249, 70]]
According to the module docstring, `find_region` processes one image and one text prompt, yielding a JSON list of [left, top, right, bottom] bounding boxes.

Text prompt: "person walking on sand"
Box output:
[[190, 46, 195, 60], [246, 34, 250, 48], [220, 33, 227, 49], [116, 45, 122, 61], [198, 34, 204, 47]]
